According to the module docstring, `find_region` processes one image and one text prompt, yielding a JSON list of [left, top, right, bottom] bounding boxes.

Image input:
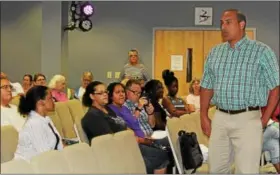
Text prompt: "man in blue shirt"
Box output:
[[200, 9, 279, 173]]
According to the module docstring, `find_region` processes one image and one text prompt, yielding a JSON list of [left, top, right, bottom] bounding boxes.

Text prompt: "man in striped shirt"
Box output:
[[200, 9, 279, 173]]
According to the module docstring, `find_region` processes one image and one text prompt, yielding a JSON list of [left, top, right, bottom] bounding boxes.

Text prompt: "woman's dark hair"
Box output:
[[33, 73, 46, 82], [162, 69, 178, 87], [107, 82, 125, 104], [144, 79, 162, 104], [23, 74, 33, 82], [82, 81, 103, 107], [18, 86, 49, 115]]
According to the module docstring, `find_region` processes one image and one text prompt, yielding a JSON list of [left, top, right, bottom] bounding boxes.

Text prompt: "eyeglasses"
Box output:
[[93, 90, 109, 95], [0, 85, 14, 90], [128, 89, 141, 96]]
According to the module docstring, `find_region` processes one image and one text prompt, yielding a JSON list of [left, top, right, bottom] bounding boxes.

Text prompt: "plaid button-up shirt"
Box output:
[[124, 100, 153, 136], [201, 36, 279, 110]]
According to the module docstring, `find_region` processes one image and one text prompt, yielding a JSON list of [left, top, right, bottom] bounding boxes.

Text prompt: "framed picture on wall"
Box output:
[[195, 7, 213, 26]]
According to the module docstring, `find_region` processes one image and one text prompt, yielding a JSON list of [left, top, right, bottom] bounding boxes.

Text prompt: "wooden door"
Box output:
[[154, 29, 256, 97], [203, 30, 256, 60], [154, 30, 204, 97]]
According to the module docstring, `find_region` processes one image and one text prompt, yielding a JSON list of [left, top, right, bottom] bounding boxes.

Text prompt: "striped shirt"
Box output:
[[201, 36, 279, 110], [167, 96, 185, 109], [124, 100, 154, 137], [14, 111, 63, 161]]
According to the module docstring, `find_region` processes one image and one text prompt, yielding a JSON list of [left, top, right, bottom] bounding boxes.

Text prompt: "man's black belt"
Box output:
[[217, 106, 260, 115]]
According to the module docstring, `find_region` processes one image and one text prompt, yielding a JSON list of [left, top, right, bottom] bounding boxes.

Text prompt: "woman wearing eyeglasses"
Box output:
[[119, 49, 150, 82], [82, 81, 169, 174], [81, 81, 127, 141], [0, 76, 25, 131]]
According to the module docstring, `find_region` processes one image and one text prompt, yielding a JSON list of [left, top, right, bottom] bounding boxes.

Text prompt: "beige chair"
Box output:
[[63, 143, 100, 174], [30, 150, 71, 174], [113, 131, 146, 173], [1, 159, 34, 174], [55, 102, 77, 139], [90, 133, 121, 173], [91, 130, 146, 174], [47, 111, 64, 138], [1, 125, 19, 163], [166, 113, 234, 174], [66, 100, 89, 143], [10, 96, 20, 106], [180, 113, 209, 146]]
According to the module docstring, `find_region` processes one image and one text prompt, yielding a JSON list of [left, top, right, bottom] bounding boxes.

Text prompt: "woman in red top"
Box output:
[[261, 103, 280, 173]]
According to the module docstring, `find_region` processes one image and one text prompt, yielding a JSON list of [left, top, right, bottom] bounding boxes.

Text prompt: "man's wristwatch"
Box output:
[[135, 107, 142, 111]]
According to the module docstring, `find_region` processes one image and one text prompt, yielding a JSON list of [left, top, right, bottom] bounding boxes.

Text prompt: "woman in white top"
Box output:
[[1, 76, 25, 131], [186, 79, 201, 113], [14, 86, 63, 161]]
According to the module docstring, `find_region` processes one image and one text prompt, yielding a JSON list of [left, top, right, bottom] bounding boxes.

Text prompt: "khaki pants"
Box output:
[[209, 110, 263, 173]]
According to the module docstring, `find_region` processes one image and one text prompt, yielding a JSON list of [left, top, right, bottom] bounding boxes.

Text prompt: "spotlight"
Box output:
[[64, 1, 94, 32], [79, 19, 93, 32], [81, 2, 94, 17]]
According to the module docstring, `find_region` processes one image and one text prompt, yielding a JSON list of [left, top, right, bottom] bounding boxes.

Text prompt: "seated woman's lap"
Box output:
[[138, 143, 170, 173]]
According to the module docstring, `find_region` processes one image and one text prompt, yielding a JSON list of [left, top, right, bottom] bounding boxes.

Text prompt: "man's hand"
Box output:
[[201, 115, 212, 137], [138, 97, 148, 109], [261, 116, 270, 128]]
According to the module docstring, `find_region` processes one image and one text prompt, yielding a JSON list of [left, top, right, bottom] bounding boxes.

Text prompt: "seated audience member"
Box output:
[[82, 81, 169, 174], [1, 72, 24, 97], [144, 80, 167, 131], [261, 104, 280, 173], [22, 74, 33, 94], [81, 81, 127, 142], [161, 70, 190, 117], [14, 86, 63, 161], [124, 79, 171, 156], [124, 79, 155, 137], [120, 49, 150, 82], [105, 82, 170, 174], [185, 79, 201, 112], [1, 76, 25, 131], [48, 74, 68, 102], [33, 73, 47, 86], [75, 71, 93, 101], [107, 82, 145, 138]]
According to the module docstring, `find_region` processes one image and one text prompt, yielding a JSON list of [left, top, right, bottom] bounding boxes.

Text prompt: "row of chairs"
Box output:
[[4, 98, 276, 173], [166, 109, 276, 174], [10, 98, 89, 142], [1, 130, 146, 174]]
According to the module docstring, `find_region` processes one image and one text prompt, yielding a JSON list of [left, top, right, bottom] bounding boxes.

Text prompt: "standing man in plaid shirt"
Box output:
[[200, 9, 279, 173]]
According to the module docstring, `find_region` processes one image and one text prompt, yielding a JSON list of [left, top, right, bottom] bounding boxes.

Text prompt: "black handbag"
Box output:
[[178, 130, 203, 174]]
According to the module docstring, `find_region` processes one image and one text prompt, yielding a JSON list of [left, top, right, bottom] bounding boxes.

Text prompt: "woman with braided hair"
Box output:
[[161, 69, 190, 118]]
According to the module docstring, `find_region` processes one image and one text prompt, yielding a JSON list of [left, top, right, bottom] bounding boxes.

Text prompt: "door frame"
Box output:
[[152, 27, 257, 78]]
